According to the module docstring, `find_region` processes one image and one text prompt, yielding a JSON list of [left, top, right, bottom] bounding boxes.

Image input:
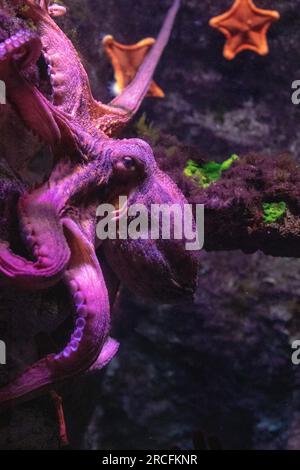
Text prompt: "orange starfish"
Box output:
[[209, 0, 280, 60], [103, 36, 165, 98]]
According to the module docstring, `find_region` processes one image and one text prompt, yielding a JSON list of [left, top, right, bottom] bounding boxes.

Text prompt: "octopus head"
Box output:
[[98, 138, 200, 303]]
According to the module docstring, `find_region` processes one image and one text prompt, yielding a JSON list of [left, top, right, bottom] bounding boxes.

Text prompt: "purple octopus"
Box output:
[[0, 0, 199, 414]]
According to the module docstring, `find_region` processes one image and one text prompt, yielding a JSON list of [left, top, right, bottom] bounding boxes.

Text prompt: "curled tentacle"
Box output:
[[0, 190, 70, 289], [0, 337, 118, 408], [0, 151, 111, 289], [0, 12, 61, 144], [0, 218, 112, 407]]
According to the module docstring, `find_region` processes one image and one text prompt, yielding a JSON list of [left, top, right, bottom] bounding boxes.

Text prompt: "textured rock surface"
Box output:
[[1, 0, 300, 450]]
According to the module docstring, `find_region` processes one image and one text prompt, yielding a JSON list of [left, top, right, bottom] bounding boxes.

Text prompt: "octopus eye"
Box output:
[[114, 155, 139, 175], [122, 156, 136, 170]]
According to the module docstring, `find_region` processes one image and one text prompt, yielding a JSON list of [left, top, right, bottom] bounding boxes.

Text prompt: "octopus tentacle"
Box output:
[[0, 25, 61, 144], [57, 217, 111, 371], [0, 150, 111, 289], [88, 337, 119, 372], [0, 218, 112, 407], [95, 0, 181, 135], [12, 0, 112, 130], [107, 0, 181, 114], [0, 337, 118, 408], [13, 0, 180, 139], [0, 189, 70, 289]]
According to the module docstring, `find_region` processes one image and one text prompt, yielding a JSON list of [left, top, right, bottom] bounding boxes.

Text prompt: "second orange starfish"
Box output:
[[103, 36, 165, 98], [209, 0, 280, 60]]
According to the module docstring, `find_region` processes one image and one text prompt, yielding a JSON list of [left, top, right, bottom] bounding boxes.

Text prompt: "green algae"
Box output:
[[184, 154, 239, 188], [262, 202, 287, 224]]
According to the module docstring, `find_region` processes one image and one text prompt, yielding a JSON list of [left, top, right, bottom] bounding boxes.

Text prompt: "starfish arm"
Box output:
[[95, 0, 181, 135], [223, 33, 247, 60], [225, 28, 271, 59], [250, 0, 280, 22], [0, 191, 70, 289], [211, 17, 246, 36], [243, 30, 269, 54], [209, 0, 241, 27], [0, 218, 112, 407]]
